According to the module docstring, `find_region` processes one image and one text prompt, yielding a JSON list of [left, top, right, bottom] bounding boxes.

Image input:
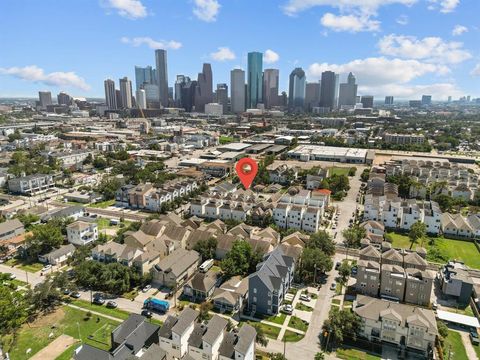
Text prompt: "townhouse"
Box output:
[[439, 261, 474, 305], [151, 248, 201, 288], [441, 213, 480, 239], [363, 195, 442, 234], [356, 245, 433, 306], [8, 174, 54, 195], [247, 247, 295, 316], [354, 295, 437, 356], [267, 164, 298, 185], [115, 180, 199, 211]]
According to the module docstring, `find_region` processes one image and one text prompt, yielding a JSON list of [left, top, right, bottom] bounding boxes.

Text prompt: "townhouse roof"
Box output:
[[202, 315, 228, 345], [171, 308, 199, 336], [354, 295, 437, 335], [43, 244, 75, 260], [185, 270, 219, 293], [0, 218, 24, 234], [66, 220, 95, 232], [154, 248, 200, 277]]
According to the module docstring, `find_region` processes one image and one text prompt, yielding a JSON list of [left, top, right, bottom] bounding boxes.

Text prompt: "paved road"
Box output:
[[0, 263, 43, 286], [458, 329, 478, 360], [86, 207, 149, 222], [331, 171, 364, 244]]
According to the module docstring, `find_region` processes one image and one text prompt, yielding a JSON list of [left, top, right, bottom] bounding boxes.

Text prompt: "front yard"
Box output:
[[283, 330, 304, 342], [4, 258, 44, 272], [336, 347, 381, 360], [288, 316, 308, 332], [386, 232, 480, 269]]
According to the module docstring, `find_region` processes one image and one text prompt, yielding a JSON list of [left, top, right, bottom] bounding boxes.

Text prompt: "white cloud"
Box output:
[[121, 37, 182, 50], [378, 34, 471, 64], [428, 0, 460, 13], [210, 47, 236, 61], [193, 0, 220, 22], [471, 63, 480, 76], [452, 25, 468, 36], [396, 14, 409, 25], [308, 57, 449, 85], [0, 65, 90, 91], [282, 0, 417, 16], [264, 49, 280, 64], [102, 0, 147, 19], [320, 13, 380, 32]]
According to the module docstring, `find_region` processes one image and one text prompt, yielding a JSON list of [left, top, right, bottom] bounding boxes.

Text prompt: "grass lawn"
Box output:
[[283, 330, 305, 342], [329, 167, 352, 177], [88, 200, 115, 209], [69, 299, 131, 320], [474, 340, 480, 360], [2, 306, 120, 360], [288, 316, 308, 332], [288, 287, 298, 295], [295, 302, 313, 312], [336, 347, 381, 360], [265, 313, 287, 325], [245, 321, 281, 339], [4, 258, 44, 272], [219, 136, 234, 144], [386, 232, 480, 269], [443, 330, 468, 360], [122, 288, 139, 301], [343, 300, 354, 309], [335, 283, 343, 296], [332, 299, 341, 306]]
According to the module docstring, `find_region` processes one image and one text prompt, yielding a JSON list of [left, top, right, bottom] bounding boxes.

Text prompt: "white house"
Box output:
[[66, 221, 98, 246]]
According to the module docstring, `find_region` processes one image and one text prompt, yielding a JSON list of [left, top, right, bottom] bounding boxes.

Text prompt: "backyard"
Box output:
[[336, 347, 381, 360], [443, 330, 468, 360], [386, 232, 480, 269], [329, 167, 353, 177], [1, 306, 120, 360]]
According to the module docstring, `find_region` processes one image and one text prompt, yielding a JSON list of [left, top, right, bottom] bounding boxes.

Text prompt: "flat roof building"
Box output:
[[288, 145, 368, 163]]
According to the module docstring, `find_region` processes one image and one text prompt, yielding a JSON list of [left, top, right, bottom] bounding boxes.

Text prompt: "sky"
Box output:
[[0, 0, 479, 101]]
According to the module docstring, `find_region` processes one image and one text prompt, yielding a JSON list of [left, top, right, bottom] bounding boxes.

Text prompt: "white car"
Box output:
[[142, 285, 152, 293], [42, 264, 52, 272], [283, 304, 294, 314], [300, 294, 311, 302]]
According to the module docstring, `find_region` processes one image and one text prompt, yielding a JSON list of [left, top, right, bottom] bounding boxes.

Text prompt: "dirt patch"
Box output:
[[29, 308, 65, 328], [30, 334, 77, 360]]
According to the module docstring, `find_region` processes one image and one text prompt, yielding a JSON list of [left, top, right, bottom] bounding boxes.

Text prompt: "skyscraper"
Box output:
[[119, 77, 133, 109], [175, 75, 190, 107], [104, 79, 117, 110], [263, 69, 279, 109], [181, 80, 197, 112], [385, 96, 394, 105], [319, 71, 336, 110], [136, 89, 147, 109], [38, 91, 52, 109], [247, 52, 263, 108], [334, 74, 340, 109], [231, 69, 246, 113], [195, 63, 213, 112], [305, 82, 321, 112], [338, 72, 358, 108], [143, 84, 160, 108], [216, 83, 228, 111], [134, 66, 154, 91], [57, 91, 72, 106], [361, 95, 374, 108], [155, 49, 169, 108], [421, 95, 432, 106], [288, 68, 306, 112]]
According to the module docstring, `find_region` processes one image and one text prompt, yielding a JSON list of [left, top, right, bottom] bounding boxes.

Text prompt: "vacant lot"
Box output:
[[1, 306, 120, 360], [386, 232, 480, 269]]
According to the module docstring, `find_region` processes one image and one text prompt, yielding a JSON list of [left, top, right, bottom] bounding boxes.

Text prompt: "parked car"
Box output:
[[142, 285, 152, 293], [42, 264, 52, 272], [63, 289, 71, 295], [141, 310, 152, 318], [282, 304, 294, 314], [351, 266, 358, 275], [93, 297, 105, 305], [70, 292, 81, 299], [300, 294, 311, 302], [8, 273, 16, 280], [330, 283, 337, 291], [335, 262, 341, 270], [470, 331, 480, 345], [432, 301, 438, 310], [106, 301, 118, 308]]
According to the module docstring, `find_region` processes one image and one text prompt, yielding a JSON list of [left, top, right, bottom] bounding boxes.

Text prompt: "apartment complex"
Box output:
[[383, 133, 425, 144], [439, 261, 474, 304]]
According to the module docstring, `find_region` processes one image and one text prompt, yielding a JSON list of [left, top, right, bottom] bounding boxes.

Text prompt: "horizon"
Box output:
[[0, 0, 479, 100]]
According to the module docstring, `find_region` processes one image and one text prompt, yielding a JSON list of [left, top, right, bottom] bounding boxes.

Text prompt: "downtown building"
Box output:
[[247, 52, 263, 109], [230, 69, 246, 113], [288, 67, 306, 113]]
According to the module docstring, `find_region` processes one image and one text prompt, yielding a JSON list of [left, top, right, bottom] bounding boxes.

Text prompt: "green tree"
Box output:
[[199, 301, 213, 321], [16, 213, 40, 230], [322, 308, 361, 348], [299, 248, 333, 283], [0, 282, 29, 336], [220, 240, 260, 278], [338, 262, 351, 285], [314, 352, 325, 360], [97, 177, 123, 200], [193, 237, 218, 261], [342, 225, 366, 249], [253, 324, 269, 346], [92, 156, 108, 170], [307, 231, 335, 256], [25, 223, 64, 259], [409, 221, 427, 248], [269, 354, 287, 360]]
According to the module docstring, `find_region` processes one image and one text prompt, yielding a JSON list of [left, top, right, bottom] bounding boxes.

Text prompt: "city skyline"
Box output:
[[0, 0, 479, 100]]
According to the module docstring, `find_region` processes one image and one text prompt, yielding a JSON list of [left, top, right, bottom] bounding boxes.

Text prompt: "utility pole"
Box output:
[[447, 344, 452, 360], [314, 263, 317, 285], [25, 270, 29, 285]]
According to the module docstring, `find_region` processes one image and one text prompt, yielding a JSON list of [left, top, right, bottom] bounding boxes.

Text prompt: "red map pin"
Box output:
[[235, 158, 258, 190]]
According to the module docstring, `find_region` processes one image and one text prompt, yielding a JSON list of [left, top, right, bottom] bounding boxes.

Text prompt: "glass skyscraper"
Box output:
[[247, 52, 263, 109], [288, 67, 306, 112]]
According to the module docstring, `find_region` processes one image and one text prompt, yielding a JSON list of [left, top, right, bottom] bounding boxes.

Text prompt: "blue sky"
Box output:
[[0, 0, 479, 100]]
